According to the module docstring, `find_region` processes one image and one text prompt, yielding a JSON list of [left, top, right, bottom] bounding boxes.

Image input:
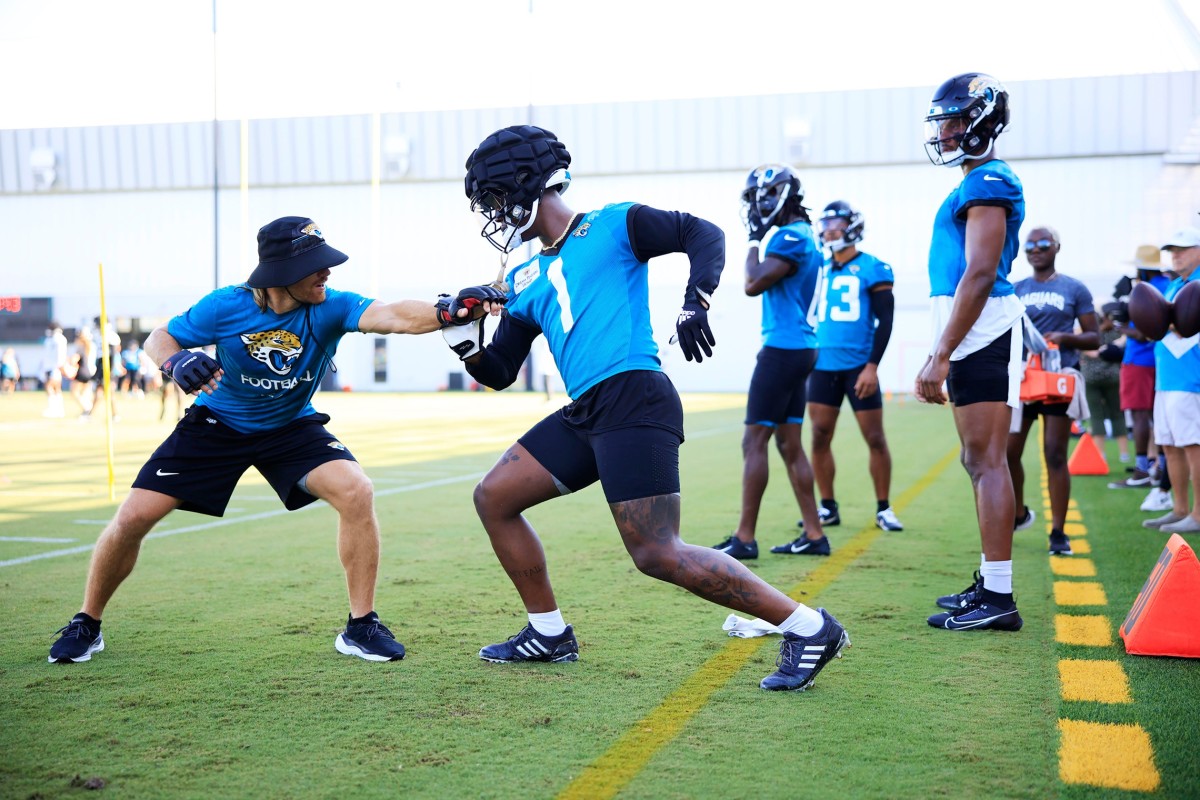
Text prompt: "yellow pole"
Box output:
[[98, 263, 116, 502]]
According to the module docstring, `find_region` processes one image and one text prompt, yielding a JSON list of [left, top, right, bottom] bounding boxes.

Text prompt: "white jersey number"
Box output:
[[819, 273, 862, 323]]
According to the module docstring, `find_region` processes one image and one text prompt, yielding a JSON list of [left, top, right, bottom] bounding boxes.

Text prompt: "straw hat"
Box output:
[[1129, 244, 1164, 270]]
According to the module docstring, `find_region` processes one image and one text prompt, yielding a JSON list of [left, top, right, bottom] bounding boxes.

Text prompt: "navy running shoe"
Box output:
[[927, 598, 1023, 631], [335, 612, 406, 661], [1048, 529, 1073, 556], [712, 535, 759, 560], [935, 571, 983, 611], [1014, 506, 1036, 531], [760, 608, 850, 691], [479, 624, 579, 663], [797, 506, 840, 529], [49, 614, 104, 663], [770, 535, 831, 556]]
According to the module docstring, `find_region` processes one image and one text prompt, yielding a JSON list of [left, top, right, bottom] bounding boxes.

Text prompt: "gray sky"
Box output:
[[2, 0, 1199, 128]]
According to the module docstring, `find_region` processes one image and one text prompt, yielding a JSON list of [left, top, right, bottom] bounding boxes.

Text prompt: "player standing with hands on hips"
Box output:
[[916, 74, 1027, 632], [49, 216, 504, 664], [446, 126, 848, 691]]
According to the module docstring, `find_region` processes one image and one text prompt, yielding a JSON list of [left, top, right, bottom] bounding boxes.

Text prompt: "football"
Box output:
[[1128, 281, 1173, 341], [1171, 279, 1200, 338]]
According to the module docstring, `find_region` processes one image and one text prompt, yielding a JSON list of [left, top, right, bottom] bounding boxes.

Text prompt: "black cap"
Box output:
[[246, 216, 348, 289]]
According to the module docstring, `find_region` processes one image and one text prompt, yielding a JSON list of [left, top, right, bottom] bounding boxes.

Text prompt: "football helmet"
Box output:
[[923, 73, 1010, 168], [464, 125, 572, 253], [740, 164, 804, 232], [819, 200, 864, 253]]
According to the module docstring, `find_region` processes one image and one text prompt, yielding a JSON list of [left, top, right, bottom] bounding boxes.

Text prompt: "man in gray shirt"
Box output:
[[1007, 226, 1099, 556]]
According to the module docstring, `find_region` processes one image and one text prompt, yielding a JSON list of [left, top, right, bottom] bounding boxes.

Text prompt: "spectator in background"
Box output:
[[1080, 302, 1131, 466], [81, 323, 123, 422], [69, 327, 97, 414], [1007, 226, 1099, 556], [120, 339, 145, 398], [1144, 228, 1200, 533], [0, 347, 20, 394], [40, 322, 68, 418], [1110, 245, 1171, 490]]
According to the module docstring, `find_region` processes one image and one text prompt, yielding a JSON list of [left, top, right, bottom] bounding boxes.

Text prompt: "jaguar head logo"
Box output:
[[240, 329, 303, 376]]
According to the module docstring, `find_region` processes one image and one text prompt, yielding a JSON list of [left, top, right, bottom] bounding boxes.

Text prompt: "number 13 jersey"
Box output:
[[814, 251, 894, 371]]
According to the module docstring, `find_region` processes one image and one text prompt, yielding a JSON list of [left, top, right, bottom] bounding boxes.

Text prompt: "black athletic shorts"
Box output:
[[518, 370, 683, 503], [132, 405, 357, 516], [1022, 399, 1070, 418], [807, 365, 884, 412], [947, 329, 1014, 407], [745, 346, 817, 426]]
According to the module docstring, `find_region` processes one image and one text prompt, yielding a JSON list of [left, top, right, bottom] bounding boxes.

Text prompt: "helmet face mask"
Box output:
[[923, 73, 1009, 168], [819, 200, 864, 253], [740, 164, 804, 231], [465, 126, 571, 253]]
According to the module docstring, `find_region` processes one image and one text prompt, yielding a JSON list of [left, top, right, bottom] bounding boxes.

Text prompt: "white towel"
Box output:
[[722, 614, 783, 638]]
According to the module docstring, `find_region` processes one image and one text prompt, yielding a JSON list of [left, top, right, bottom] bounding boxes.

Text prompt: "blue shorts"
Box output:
[[518, 370, 683, 503], [132, 406, 357, 516], [745, 346, 817, 426], [807, 365, 883, 412]]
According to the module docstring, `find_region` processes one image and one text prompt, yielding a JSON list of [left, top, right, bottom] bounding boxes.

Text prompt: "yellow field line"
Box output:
[[1045, 431, 1161, 791], [557, 447, 960, 800]]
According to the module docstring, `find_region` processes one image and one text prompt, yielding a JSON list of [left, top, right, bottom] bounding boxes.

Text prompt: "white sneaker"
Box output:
[[876, 507, 904, 531], [1140, 488, 1173, 512]]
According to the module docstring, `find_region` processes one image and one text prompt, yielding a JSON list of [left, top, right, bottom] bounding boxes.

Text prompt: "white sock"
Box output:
[[776, 604, 825, 637], [980, 559, 1013, 595], [528, 609, 566, 637]]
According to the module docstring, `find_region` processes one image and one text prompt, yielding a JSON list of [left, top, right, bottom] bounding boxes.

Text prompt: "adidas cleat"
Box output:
[[760, 608, 849, 691], [479, 624, 579, 663]]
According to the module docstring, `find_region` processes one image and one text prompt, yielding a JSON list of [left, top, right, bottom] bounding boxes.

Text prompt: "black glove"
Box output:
[[442, 316, 486, 361], [675, 301, 715, 362], [436, 284, 507, 328], [746, 208, 772, 246], [161, 349, 220, 393], [1098, 342, 1124, 363]]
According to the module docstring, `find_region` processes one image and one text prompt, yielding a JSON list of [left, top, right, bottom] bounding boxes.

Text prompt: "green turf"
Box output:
[[0, 391, 1196, 799]]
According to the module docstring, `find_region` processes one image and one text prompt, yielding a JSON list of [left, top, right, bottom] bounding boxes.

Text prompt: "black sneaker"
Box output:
[[935, 571, 983, 611], [48, 614, 104, 663], [1014, 506, 1036, 531], [1049, 529, 1073, 556], [480, 624, 579, 663], [927, 598, 1023, 631], [712, 535, 758, 560], [797, 506, 840, 529], [770, 535, 831, 556], [335, 612, 406, 662], [760, 608, 850, 691]]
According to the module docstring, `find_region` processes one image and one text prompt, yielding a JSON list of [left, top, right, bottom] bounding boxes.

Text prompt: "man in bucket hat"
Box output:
[[48, 216, 504, 664]]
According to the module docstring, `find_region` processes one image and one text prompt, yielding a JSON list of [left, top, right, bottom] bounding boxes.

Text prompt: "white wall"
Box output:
[[5, 155, 1198, 394]]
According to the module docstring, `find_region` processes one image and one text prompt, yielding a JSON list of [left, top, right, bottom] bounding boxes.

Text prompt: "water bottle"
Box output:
[[1044, 344, 1061, 373]]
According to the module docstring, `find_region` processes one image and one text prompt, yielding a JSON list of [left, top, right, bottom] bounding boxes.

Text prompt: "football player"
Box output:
[[1008, 226, 1100, 555], [48, 216, 504, 664], [711, 165, 830, 560], [448, 126, 848, 691], [917, 73, 1027, 632], [806, 201, 902, 533]]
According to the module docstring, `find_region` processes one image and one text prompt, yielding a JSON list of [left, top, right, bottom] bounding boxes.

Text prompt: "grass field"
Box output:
[[1, 389, 1198, 799]]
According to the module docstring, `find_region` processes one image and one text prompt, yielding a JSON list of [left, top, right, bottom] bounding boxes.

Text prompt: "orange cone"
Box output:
[[1120, 534, 1200, 658], [1067, 433, 1108, 475]]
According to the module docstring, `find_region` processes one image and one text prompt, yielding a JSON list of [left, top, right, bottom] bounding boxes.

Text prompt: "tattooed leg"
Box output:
[[474, 442, 565, 613], [610, 494, 799, 625]]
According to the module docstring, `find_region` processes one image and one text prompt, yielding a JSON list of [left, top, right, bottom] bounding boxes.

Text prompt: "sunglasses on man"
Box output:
[[1024, 238, 1055, 252]]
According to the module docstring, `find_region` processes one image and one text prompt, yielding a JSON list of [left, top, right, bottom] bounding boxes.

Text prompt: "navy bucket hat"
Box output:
[[246, 216, 348, 289]]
